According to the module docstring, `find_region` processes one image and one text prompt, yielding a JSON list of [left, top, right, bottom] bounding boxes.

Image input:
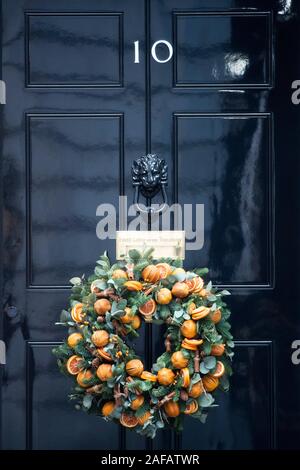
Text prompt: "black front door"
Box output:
[[1, 0, 300, 450]]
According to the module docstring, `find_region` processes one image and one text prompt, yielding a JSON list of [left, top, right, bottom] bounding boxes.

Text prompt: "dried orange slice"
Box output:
[[187, 302, 196, 314], [71, 303, 85, 323], [156, 262, 173, 279], [142, 265, 161, 283], [185, 276, 204, 294], [97, 347, 113, 362], [184, 338, 203, 347], [191, 306, 210, 320], [182, 338, 203, 350], [180, 367, 190, 388], [137, 411, 152, 425], [185, 279, 195, 293], [124, 281, 143, 291], [66, 355, 84, 375], [198, 288, 209, 298], [120, 413, 138, 428], [139, 299, 156, 316], [211, 361, 225, 378], [190, 338, 203, 346], [181, 340, 197, 351], [184, 399, 199, 415], [140, 371, 157, 382], [192, 277, 204, 293]]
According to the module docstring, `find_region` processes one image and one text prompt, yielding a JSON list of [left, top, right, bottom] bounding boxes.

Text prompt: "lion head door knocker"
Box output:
[[132, 154, 168, 214]]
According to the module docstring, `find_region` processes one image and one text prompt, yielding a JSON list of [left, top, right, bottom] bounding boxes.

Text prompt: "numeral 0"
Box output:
[[134, 40, 173, 64]]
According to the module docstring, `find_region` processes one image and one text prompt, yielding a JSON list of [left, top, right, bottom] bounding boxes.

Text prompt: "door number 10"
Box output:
[[134, 40, 173, 64]]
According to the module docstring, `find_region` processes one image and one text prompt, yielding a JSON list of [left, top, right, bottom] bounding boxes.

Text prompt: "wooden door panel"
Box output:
[[173, 11, 272, 88], [27, 113, 123, 288], [26, 12, 123, 88], [180, 341, 275, 450], [27, 342, 120, 450], [174, 113, 273, 287]]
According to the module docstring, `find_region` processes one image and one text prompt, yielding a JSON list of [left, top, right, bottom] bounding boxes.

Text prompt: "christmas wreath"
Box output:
[[53, 248, 234, 438]]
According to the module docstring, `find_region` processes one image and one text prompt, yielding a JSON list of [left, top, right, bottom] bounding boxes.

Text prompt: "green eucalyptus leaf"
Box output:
[[82, 394, 93, 409], [173, 271, 186, 282], [200, 362, 210, 374], [91, 279, 107, 291], [219, 375, 230, 391], [128, 249, 141, 262], [117, 299, 127, 310], [134, 261, 149, 272], [220, 289, 231, 296], [96, 260, 110, 269], [198, 393, 214, 408], [174, 310, 184, 319], [94, 266, 108, 277], [206, 281, 212, 291], [185, 271, 197, 280], [142, 247, 155, 259], [203, 356, 217, 370], [194, 268, 209, 276], [199, 413, 208, 424], [207, 294, 217, 302], [139, 381, 154, 392], [191, 373, 201, 384], [156, 420, 164, 429], [60, 309, 72, 323], [69, 277, 82, 286], [203, 341, 212, 355], [159, 305, 171, 320]]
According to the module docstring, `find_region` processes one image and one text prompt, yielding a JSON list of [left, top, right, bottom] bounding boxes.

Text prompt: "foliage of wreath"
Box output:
[[53, 248, 234, 439]]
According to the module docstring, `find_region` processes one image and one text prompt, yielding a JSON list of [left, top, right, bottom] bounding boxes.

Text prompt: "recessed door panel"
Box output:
[[27, 114, 123, 288], [180, 342, 275, 450], [26, 12, 123, 87], [27, 343, 120, 449], [174, 12, 272, 87], [175, 113, 273, 287]]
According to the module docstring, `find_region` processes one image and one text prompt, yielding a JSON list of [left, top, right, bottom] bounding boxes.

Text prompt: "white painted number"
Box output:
[[151, 40, 173, 63], [133, 40, 173, 64]]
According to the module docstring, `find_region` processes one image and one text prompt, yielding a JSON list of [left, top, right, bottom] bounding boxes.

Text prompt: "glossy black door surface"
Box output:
[[1, 0, 300, 450]]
